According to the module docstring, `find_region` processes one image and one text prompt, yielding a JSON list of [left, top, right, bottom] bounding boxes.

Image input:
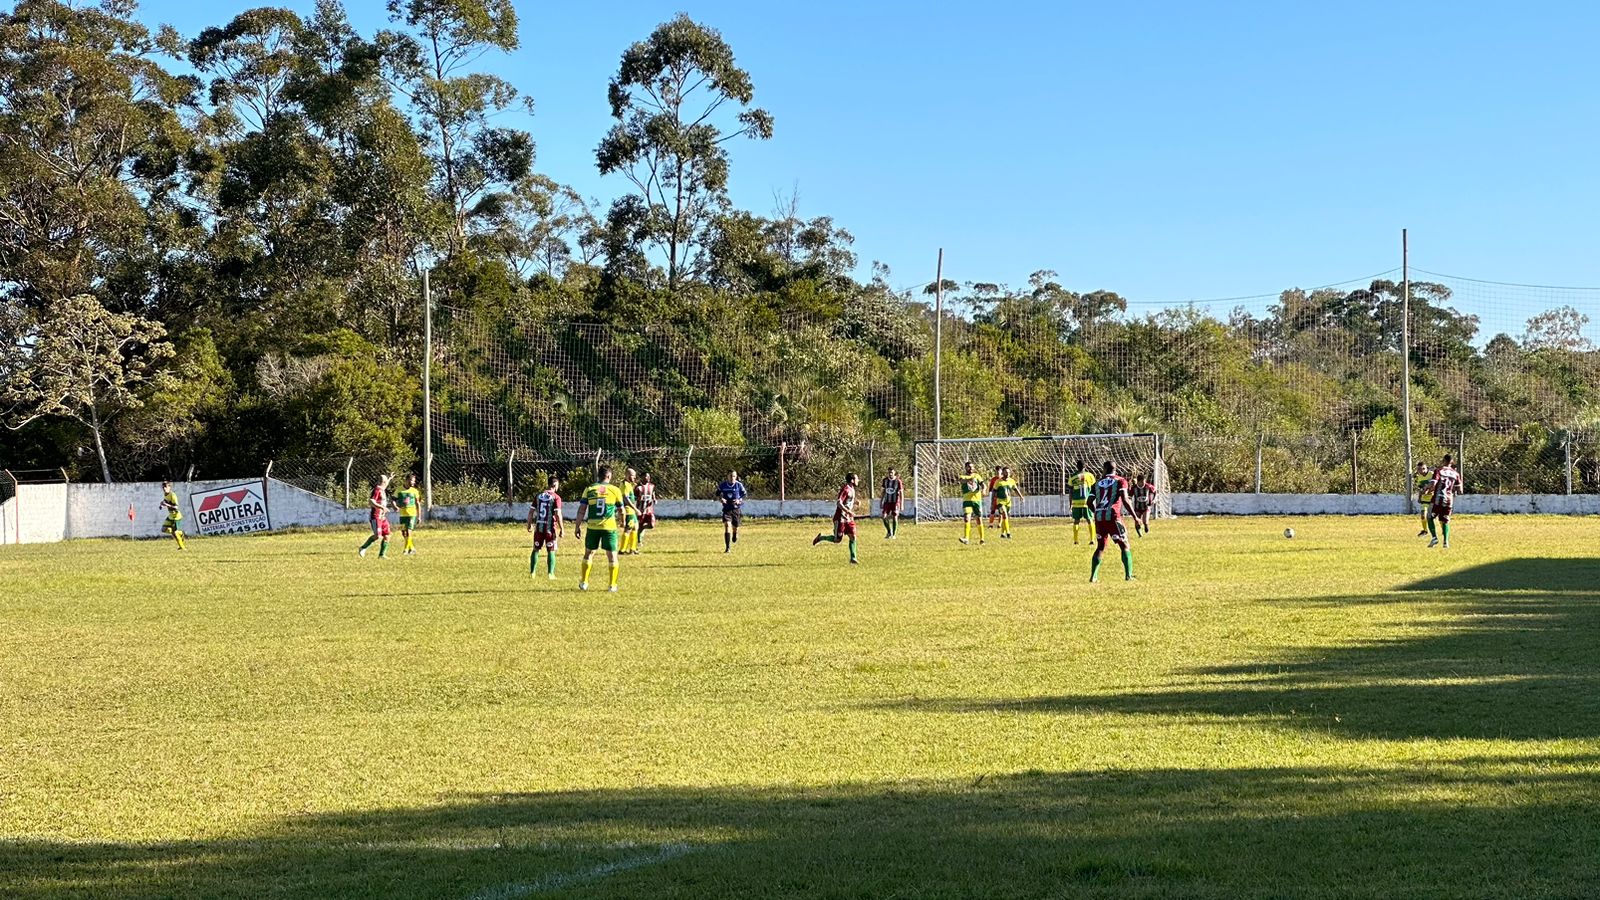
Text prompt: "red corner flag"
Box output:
[[128, 503, 136, 522]]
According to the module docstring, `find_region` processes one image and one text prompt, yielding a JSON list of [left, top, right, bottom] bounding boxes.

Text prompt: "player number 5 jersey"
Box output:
[[531, 491, 561, 529]]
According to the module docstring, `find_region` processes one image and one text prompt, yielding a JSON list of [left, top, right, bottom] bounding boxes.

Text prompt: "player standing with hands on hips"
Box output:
[[880, 467, 904, 538], [1090, 461, 1136, 582], [527, 476, 563, 578]]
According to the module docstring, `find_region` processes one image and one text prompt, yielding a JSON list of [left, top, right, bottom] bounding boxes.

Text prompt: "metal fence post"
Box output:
[[779, 441, 787, 516], [1565, 433, 1574, 496], [867, 440, 876, 492], [1255, 434, 1264, 494], [343, 457, 353, 509], [1458, 432, 1466, 486], [684, 445, 694, 501], [1350, 431, 1359, 495]]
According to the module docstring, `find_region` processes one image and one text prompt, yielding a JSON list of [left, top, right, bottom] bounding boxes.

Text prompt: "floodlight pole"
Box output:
[[1401, 229, 1414, 511], [422, 268, 434, 514]]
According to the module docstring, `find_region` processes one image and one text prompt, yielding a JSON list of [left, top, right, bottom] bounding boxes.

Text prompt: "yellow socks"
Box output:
[[581, 559, 593, 584], [963, 520, 971, 540], [609, 564, 619, 588], [174, 531, 186, 550]]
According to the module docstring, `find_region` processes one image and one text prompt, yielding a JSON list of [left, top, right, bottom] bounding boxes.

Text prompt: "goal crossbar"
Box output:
[[912, 434, 1172, 521]]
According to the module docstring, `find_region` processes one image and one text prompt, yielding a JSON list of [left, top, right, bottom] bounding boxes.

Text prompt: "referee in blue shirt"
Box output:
[[717, 470, 747, 552]]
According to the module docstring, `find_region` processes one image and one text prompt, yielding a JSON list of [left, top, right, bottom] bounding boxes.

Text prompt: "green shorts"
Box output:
[[1071, 507, 1091, 523], [962, 500, 982, 516], [162, 516, 182, 533], [624, 513, 640, 529], [585, 529, 620, 553], [399, 515, 416, 530]]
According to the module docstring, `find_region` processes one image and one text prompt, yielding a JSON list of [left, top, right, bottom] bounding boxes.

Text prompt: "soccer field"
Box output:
[[2, 516, 1597, 899]]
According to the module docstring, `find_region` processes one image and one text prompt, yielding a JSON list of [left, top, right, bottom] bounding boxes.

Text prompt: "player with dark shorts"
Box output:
[[880, 468, 903, 538], [1089, 461, 1136, 582], [527, 476, 563, 578], [358, 474, 393, 559], [1427, 454, 1464, 549], [1068, 461, 1096, 546], [812, 473, 861, 564], [717, 470, 747, 552], [1130, 472, 1157, 537]]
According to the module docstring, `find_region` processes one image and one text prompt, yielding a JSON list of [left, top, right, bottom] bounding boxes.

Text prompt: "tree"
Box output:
[[2, 294, 174, 482], [596, 14, 773, 291], [0, 0, 195, 309], [382, 0, 531, 254], [1521, 306, 1593, 352]]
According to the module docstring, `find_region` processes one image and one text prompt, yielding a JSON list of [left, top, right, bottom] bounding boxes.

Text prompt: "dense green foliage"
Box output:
[[2, 0, 1596, 490], [4, 519, 1600, 896]]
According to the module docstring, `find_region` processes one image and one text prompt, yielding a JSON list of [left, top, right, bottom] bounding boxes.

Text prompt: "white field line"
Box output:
[[466, 843, 695, 900]]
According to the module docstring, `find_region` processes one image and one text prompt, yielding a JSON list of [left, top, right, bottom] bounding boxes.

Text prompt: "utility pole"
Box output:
[[1401, 229, 1414, 511], [422, 268, 433, 512]]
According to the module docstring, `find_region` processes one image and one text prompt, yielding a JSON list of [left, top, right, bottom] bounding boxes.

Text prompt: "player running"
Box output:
[[358, 474, 393, 559], [636, 473, 657, 550], [1414, 462, 1434, 537], [159, 480, 186, 550], [575, 465, 625, 592], [958, 461, 987, 545], [1089, 461, 1136, 582], [1426, 454, 1464, 549], [880, 467, 904, 538], [992, 466, 1022, 538], [395, 473, 422, 555], [526, 476, 563, 579], [1068, 460, 1096, 545], [717, 470, 747, 552], [1130, 472, 1157, 536], [620, 467, 641, 555], [812, 472, 861, 564]]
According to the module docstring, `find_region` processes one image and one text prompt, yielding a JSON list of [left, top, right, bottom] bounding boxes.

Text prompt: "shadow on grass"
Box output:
[[878, 559, 1600, 741], [4, 761, 1597, 899]]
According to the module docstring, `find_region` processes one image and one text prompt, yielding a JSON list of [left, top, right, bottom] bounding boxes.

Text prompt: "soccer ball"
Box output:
[[1283, 528, 1295, 539]]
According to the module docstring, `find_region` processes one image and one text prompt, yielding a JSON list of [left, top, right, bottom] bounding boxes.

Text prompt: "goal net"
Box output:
[[912, 434, 1172, 521]]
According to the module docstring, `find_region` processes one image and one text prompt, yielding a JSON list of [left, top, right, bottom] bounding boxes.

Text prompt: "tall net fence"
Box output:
[[913, 435, 1172, 520], [416, 265, 1600, 501]]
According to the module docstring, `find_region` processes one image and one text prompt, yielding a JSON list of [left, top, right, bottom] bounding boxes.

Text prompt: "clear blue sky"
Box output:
[[140, 0, 1600, 327]]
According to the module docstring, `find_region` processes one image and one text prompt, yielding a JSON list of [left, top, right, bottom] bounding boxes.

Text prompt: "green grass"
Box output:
[[2, 515, 1598, 898]]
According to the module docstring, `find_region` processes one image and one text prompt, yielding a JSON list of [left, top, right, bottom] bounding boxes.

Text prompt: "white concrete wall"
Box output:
[[6, 481, 1600, 545]]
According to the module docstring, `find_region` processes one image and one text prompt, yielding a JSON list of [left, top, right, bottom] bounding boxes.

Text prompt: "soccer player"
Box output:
[[395, 473, 422, 555], [158, 480, 186, 550], [1414, 462, 1434, 537], [1068, 460, 1096, 545], [527, 476, 563, 578], [358, 474, 393, 559], [986, 470, 1002, 527], [636, 473, 657, 550], [1089, 461, 1136, 582], [1130, 472, 1157, 537], [992, 465, 1022, 538], [717, 470, 747, 552], [880, 467, 904, 538], [1427, 454, 1464, 549], [958, 461, 987, 545], [619, 467, 641, 555], [575, 465, 625, 592], [812, 472, 861, 564]]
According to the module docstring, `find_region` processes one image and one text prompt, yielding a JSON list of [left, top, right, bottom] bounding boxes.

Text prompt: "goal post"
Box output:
[[912, 434, 1172, 521]]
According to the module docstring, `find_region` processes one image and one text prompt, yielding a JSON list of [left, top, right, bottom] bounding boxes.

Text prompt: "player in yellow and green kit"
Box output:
[[159, 480, 186, 550], [395, 473, 422, 555], [1414, 462, 1433, 537], [1068, 460, 1096, 545], [992, 466, 1022, 538], [958, 460, 987, 545], [576, 465, 625, 592], [619, 467, 641, 555]]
